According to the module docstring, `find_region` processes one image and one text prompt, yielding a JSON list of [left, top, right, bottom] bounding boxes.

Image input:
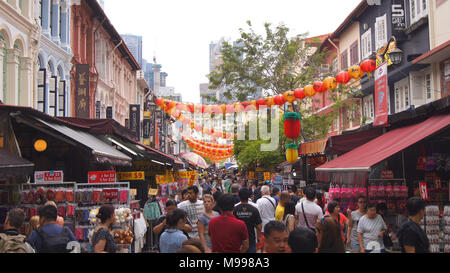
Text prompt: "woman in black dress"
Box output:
[[92, 205, 117, 253]]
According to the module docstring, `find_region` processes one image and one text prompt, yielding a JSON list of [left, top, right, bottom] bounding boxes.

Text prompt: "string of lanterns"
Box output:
[[156, 59, 377, 163], [183, 136, 234, 157]]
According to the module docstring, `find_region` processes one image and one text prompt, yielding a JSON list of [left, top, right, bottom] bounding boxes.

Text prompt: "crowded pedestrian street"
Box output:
[[0, 0, 449, 259]]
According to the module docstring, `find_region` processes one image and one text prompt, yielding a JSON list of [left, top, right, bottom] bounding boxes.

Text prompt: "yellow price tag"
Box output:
[[148, 188, 158, 195]]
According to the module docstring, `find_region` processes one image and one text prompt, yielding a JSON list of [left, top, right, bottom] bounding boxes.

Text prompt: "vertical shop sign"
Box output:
[[248, 171, 255, 180], [143, 102, 153, 146], [75, 64, 90, 118], [106, 106, 113, 119], [419, 182, 429, 201], [374, 62, 390, 127], [129, 104, 140, 138], [155, 110, 162, 150], [95, 101, 101, 119], [161, 113, 166, 153], [391, 0, 406, 38]]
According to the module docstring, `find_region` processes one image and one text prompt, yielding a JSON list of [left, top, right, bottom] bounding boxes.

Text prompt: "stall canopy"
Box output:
[[299, 139, 328, 156], [325, 127, 384, 156], [316, 114, 450, 183], [34, 118, 132, 166], [0, 149, 34, 176]]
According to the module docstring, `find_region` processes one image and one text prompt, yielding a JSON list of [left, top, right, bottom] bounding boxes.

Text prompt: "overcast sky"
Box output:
[[104, 0, 362, 103]]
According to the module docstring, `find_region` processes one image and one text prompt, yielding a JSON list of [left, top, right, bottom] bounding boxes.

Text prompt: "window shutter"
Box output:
[[410, 72, 425, 107], [375, 14, 387, 50]]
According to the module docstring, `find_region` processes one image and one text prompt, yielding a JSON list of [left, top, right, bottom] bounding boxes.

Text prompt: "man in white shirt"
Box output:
[[256, 186, 276, 233], [295, 187, 323, 232], [178, 186, 204, 238]]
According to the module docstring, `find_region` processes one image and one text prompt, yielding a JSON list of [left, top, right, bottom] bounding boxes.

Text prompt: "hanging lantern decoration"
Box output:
[[155, 98, 164, 107], [294, 88, 306, 100], [348, 65, 363, 79], [226, 104, 235, 113], [286, 144, 299, 164], [265, 97, 274, 107], [336, 71, 351, 85], [257, 98, 266, 107], [234, 103, 244, 112], [187, 104, 195, 113], [304, 85, 316, 97], [323, 77, 338, 90], [220, 104, 227, 115], [273, 95, 285, 106], [283, 112, 302, 140], [313, 81, 325, 93], [360, 59, 376, 73], [283, 91, 296, 103], [34, 139, 48, 152]]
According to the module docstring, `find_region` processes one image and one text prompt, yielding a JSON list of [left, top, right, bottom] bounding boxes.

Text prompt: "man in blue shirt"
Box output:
[[27, 205, 76, 253], [159, 209, 188, 253]]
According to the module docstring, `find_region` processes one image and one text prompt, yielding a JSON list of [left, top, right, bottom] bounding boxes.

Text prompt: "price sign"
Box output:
[[117, 172, 145, 181], [419, 182, 429, 201], [156, 175, 168, 184], [188, 174, 197, 187], [130, 189, 137, 196], [35, 171, 64, 183], [149, 188, 158, 196], [381, 170, 394, 179], [249, 171, 255, 180], [88, 171, 116, 184]]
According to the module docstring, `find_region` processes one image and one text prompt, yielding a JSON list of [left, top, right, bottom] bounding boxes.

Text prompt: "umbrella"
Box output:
[[179, 152, 208, 169]]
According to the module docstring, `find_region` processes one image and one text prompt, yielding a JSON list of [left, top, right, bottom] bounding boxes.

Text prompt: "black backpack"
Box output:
[[36, 227, 71, 253]]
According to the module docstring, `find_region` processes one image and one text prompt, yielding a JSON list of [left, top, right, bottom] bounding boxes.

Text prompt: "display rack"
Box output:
[[73, 182, 133, 253]]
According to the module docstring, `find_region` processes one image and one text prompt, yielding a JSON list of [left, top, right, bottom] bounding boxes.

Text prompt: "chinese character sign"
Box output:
[[76, 64, 90, 118], [374, 62, 390, 127]]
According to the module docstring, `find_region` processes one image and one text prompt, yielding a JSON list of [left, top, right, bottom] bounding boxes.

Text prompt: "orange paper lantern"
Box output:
[[304, 85, 316, 97], [348, 65, 362, 79], [323, 77, 338, 90], [283, 91, 296, 103]]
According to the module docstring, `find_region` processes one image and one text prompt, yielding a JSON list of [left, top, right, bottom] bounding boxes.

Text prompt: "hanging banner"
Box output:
[[264, 172, 272, 181], [117, 172, 145, 181], [129, 104, 141, 138], [248, 171, 255, 180], [419, 182, 429, 201], [34, 171, 64, 183], [75, 64, 90, 118], [88, 171, 116, 184], [374, 62, 390, 127], [391, 0, 406, 38]]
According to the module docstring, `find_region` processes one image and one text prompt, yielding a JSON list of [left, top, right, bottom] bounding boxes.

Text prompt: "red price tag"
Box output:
[[419, 182, 429, 201]]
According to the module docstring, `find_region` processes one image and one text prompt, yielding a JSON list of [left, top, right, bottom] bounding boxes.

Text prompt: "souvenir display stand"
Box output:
[[19, 182, 77, 235], [0, 183, 21, 233], [420, 205, 450, 253], [74, 182, 133, 253]]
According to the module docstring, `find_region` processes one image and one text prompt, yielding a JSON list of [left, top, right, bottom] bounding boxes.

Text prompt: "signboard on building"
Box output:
[[155, 110, 163, 150], [374, 62, 390, 127], [391, 0, 406, 38], [419, 182, 429, 201], [264, 172, 272, 181], [34, 171, 64, 183], [117, 172, 145, 181], [381, 170, 394, 179], [88, 171, 116, 184], [129, 104, 141, 138], [106, 107, 113, 119], [248, 171, 255, 180], [75, 64, 90, 118], [95, 101, 101, 119]]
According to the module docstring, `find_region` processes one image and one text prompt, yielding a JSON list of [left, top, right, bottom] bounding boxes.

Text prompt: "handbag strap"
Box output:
[[301, 202, 312, 229], [263, 196, 276, 210]]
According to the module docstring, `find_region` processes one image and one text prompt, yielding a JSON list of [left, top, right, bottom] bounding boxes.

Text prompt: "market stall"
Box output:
[[316, 113, 450, 253]]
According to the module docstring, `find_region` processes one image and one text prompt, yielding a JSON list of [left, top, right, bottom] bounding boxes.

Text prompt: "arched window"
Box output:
[[58, 66, 66, 117], [37, 56, 46, 112], [14, 42, 21, 105], [48, 62, 57, 116], [0, 33, 6, 103]]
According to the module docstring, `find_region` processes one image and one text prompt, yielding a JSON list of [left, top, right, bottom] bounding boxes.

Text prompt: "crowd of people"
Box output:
[[152, 174, 432, 254], [0, 173, 432, 254]]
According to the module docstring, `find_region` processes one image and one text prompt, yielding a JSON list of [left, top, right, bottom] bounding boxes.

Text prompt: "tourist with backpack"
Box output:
[[0, 208, 34, 253], [27, 205, 76, 253]]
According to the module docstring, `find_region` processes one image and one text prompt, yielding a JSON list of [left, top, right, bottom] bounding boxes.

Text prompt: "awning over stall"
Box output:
[[316, 114, 450, 183], [34, 118, 132, 166], [0, 149, 34, 176]]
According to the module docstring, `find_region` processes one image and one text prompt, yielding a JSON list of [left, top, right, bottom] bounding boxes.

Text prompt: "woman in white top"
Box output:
[[357, 202, 387, 253]]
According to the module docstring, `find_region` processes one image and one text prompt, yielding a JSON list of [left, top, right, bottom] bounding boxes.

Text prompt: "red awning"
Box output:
[[316, 114, 450, 174]]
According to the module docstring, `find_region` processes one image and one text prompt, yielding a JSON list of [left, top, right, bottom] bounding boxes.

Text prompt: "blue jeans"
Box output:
[[350, 240, 360, 251], [246, 242, 257, 253]]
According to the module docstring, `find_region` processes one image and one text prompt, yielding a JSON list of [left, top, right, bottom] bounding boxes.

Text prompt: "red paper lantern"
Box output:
[[226, 104, 235, 113], [257, 98, 266, 106], [294, 88, 306, 100], [284, 112, 302, 140], [313, 81, 324, 93], [336, 71, 351, 84], [360, 59, 376, 73], [187, 104, 195, 113], [273, 95, 286, 106], [155, 98, 164, 107], [241, 101, 249, 108]]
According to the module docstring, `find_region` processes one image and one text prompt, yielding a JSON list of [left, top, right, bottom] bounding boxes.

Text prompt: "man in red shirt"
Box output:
[[209, 194, 249, 253]]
